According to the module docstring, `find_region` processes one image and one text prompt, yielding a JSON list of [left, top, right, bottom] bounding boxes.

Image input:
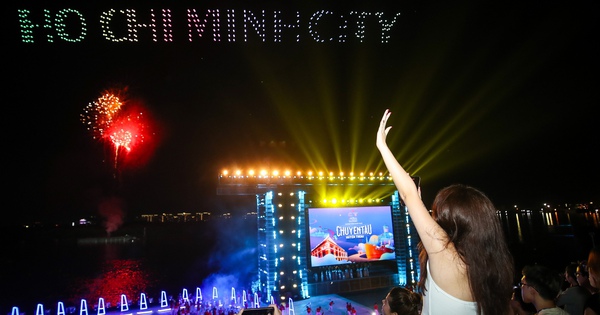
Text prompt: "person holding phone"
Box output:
[[376, 109, 515, 315]]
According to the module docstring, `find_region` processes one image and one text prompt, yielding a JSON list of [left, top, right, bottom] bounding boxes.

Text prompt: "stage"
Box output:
[[68, 288, 391, 315]]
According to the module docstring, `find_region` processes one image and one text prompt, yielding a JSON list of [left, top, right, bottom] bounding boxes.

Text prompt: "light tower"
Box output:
[[217, 169, 421, 301]]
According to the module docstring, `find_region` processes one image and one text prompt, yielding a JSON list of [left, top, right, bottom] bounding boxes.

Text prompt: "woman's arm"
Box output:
[[376, 109, 446, 254], [376, 110, 467, 296]]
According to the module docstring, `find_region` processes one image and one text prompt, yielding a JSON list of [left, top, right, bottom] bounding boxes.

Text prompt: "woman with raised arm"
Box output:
[[376, 109, 515, 315]]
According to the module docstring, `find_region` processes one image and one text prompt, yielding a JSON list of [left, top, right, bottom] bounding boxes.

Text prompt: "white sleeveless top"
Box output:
[[421, 262, 479, 315]]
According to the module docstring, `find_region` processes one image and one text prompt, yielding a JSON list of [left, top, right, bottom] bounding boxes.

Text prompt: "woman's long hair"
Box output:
[[587, 248, 600, 289], [416, 184, 515, 315]]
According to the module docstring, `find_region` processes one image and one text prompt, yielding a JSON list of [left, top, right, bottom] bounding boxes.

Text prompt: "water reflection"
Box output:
[[68, 209, 600, 309], [65, 259, 157, 309], [4, 209, 599, 314], [584, 211, 600, 229], [499, 207, 599, 274]]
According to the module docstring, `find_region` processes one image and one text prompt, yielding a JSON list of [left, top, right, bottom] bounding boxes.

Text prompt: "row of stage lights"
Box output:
[[220, 169, 393, 180], [274, 199, 385, 205], [9, 287, 279, 315]]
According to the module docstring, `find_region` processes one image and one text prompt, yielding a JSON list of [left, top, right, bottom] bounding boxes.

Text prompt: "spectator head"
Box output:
[[382, 287, 421, 315], [520, 264, 562, 302], [564, 262, 579, 285], [576, 260, 590, 287]]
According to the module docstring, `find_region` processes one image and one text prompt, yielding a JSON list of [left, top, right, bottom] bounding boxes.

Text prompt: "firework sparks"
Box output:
[[80, 92, 124, 140], [81, 88, 155, 173], [106, 110, 148, 168]]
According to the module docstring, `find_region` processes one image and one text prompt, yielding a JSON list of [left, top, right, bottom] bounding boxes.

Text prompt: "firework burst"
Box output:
[[81, 91, 124, 140], [106, 109, 148, 168], [81, 88, 155, 175]]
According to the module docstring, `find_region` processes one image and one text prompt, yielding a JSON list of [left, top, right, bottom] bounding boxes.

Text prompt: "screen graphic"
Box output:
[[307, 205, 395, 268]]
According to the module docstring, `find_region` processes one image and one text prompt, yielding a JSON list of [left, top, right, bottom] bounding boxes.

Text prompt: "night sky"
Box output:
[[5, 0, 598, 224]]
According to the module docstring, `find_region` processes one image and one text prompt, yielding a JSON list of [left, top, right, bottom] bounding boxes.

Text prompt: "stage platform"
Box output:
[[134, 287, 389, 315], [14, 287, 393, 315]]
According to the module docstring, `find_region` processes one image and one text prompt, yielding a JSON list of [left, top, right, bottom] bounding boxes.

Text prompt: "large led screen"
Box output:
[[307, 205, 395, 268]]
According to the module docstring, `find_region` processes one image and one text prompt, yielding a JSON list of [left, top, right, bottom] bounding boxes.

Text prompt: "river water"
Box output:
[[1, 208, 598, 315]]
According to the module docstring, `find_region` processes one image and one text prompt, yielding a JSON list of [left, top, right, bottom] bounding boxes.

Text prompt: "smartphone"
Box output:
[[242, 307, 275, 315]]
